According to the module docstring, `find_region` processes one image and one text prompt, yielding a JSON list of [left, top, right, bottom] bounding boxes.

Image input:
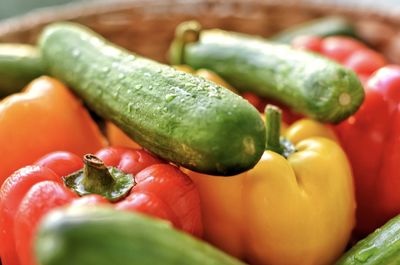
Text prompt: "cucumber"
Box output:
[[0, 44, 45, 97], [270, 16, 357, 43], [38, 22, 265, 176], [35, 206, 246, 265], [335, 215, 400, 265], [169, 21, 364, 124]]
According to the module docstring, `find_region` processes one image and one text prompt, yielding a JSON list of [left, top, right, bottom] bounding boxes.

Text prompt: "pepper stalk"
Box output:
[[64, 154, 134, 202]]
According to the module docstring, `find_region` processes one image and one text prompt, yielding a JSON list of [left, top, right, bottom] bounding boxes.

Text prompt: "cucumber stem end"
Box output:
[[339, 92, 351, 106], [169, 20, 202, 65]]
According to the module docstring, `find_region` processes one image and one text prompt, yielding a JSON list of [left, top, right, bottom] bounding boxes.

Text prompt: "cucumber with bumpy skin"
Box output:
[[0, 44, 45, 97], [270, 16, 357, 43], [335, 215, 400, 265], [38, 22, 266, 176], [169, 21, 364, 124], [35, 206, 247, 265]]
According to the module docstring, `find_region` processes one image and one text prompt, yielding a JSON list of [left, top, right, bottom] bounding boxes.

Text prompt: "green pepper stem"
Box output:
[[169, 20, 201, 65], [81, 154, 115, 194], [265, 105, 285, 155], [64, 154, 134, 202]]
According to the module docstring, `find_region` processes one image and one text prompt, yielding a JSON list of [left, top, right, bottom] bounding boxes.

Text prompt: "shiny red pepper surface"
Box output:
[[336, 65, 400, 236], [292, 35, 386, 83], [0, 147, 202, 265], [293, 36, 400, 236]]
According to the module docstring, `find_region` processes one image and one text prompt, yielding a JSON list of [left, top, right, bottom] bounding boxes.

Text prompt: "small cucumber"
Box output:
[[38, 22, 266, 176], [270, 16, 357, 43], [0, 44, 45, 97], [335, 215, 400, 265], [169, 21, 364, 124], [35, 206, 246, 265]]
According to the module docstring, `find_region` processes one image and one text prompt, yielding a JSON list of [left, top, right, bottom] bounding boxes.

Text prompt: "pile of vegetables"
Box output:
[[0, 15, 399, 265]]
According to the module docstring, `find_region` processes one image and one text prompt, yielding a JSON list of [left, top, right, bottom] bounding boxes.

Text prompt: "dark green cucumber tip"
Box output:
[[183, 98, 266, 176], [302, 64, 364, 124]]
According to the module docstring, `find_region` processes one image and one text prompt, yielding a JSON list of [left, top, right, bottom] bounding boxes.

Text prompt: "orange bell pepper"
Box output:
[[0, 76, 106, 184], [106, 122, 141, 149]]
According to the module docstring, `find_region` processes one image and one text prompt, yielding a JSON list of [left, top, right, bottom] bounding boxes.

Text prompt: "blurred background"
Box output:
[[0, 0, 399, 21], [0, 0, 82, 20]]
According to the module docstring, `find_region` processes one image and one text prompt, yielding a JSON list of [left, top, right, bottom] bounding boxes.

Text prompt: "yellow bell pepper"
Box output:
[[284, 118, 338, 144], [186, 106, 355, 265]]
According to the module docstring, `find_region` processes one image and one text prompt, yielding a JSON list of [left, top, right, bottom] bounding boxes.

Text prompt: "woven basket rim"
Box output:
[[1, 0, 400, 40]]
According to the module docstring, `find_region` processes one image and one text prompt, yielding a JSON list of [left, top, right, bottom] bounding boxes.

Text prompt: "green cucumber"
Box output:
[[35, 206, 246, 265], [335, 215, 400, 265], [270, 16, 357, 43], [0, 44, 45, 97], [38, 22, 265, 176], [169, 21, 364, 124]]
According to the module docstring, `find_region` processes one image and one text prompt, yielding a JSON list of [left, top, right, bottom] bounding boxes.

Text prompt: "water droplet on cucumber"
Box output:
[[128, 103, 135, 112], [72, 49, 81, 57], [112, 86, 121, 98], [354, 246, 377, 262], [165, 94, 177, 102]]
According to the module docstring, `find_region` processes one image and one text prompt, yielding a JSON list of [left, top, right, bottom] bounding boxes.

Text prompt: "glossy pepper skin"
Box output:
[[292, 36, 400, 236], [336, 65, 400, 236], [186, 107, 355, 265], [292, 36, 387, 83], [106, 122, 141, 149], [0, 76, 106, 185], [0, 146, 202, 265]]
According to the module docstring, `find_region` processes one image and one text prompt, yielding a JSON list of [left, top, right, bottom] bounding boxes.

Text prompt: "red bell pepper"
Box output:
[[292, 36, 400, 236], [292, 35, 387, 82], [241, 92, 302, 124], [292, 36, 394, 237], [336, 65, 400, 236], [0, 147, 202, 265]]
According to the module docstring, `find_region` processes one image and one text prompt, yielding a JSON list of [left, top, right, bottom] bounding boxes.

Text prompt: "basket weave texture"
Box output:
[[1, 0, 400, 63]]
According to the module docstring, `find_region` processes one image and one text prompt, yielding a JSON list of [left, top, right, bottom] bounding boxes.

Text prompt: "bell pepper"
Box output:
[[106, 122, 141, 149], [292, 35, 387, 83], [186, 106, 355, 265], [335, 65, 400, 236], [0, 76, 106, 185], [0, 146, 202, 265], [292, 36, 400, 236]]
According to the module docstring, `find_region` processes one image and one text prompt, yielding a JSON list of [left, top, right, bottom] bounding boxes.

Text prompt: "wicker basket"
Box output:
[[1, 0, 400, 63]]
